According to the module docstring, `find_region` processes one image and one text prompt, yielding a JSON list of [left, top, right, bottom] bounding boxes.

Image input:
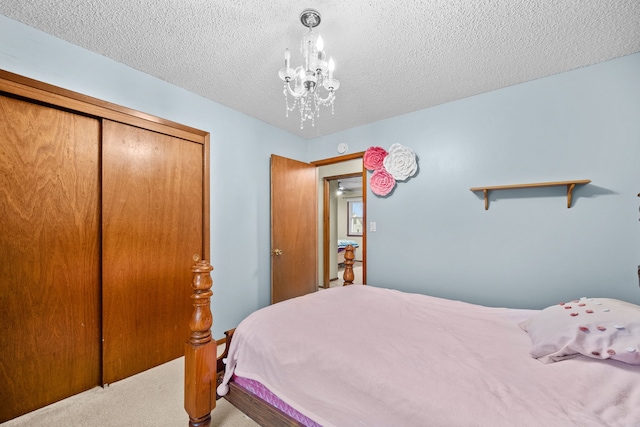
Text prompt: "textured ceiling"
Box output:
[[1, 1, 639, 139]]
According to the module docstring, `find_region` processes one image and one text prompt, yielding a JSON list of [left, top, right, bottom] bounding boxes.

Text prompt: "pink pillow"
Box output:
[[519, 298, 640, 365]]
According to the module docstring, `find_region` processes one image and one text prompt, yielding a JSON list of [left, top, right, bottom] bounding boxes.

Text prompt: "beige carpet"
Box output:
[[1, 355, 257, 427]]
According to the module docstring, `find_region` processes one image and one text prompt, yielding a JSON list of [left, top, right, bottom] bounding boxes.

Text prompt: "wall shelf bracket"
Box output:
[[470, 180, 591, 210]]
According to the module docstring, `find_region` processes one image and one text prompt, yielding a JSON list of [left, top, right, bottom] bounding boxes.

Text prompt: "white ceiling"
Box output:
[[338, 177, 362, 191], [1, 1, 639, 139]]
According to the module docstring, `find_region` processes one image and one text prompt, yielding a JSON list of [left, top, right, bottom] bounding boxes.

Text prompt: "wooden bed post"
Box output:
[[343, 244, 355, 286], [185, 257, 216, 427]]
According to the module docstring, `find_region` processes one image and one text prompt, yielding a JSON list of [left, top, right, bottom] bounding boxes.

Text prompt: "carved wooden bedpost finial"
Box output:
[[343, 244, 355, 286], [189, 260, 213, 345], [185, 259, 216, 427]]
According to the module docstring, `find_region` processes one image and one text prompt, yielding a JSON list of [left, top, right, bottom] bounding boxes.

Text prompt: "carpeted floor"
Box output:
[[1, 356, 257, 427]]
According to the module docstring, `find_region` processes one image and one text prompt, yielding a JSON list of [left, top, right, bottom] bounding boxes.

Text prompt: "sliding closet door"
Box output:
[[0, 95, 101, 422], [102, 120, 204, 384]]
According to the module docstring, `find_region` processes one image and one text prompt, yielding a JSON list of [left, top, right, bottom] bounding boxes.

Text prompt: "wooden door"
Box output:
[[102, 120, 204, 384], [270, 155, 317, 304], [0, 95, 101, 422]]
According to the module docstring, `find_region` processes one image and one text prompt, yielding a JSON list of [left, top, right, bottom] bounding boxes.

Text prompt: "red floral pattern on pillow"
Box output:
[[519, 297, 640, 365]]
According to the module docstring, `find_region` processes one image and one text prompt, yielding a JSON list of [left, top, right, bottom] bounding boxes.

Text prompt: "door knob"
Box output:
[[272, 248, 283, 256]]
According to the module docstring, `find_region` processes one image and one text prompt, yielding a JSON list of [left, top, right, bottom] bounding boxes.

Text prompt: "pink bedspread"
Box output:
[[217, 285, 640, 426]]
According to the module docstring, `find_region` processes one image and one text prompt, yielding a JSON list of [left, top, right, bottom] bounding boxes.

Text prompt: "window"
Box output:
[[347, 200, 363, 236]]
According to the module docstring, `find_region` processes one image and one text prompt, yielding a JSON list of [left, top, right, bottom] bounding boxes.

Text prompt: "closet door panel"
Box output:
[[102, 120, 203, 384], [0, 95, 101, 422]]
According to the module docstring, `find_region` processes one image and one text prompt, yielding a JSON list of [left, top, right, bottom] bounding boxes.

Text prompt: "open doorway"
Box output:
[[324, 175, 364, 287], [315, 157, 366, 288]]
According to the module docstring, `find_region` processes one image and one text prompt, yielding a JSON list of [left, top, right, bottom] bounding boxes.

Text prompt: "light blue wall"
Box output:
[[310, 53, 640, 309], [0, 15, 307, 338], [3, 13, 639, 339]]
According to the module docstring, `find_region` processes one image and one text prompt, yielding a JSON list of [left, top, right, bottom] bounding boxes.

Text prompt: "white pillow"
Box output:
[[519, 297, 640, 365]]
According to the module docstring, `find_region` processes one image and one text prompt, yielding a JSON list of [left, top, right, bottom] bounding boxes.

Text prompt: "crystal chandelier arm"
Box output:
[[285, 80, 305, 98], [322, 77, 340, 92], [314, 89, 335, 105]]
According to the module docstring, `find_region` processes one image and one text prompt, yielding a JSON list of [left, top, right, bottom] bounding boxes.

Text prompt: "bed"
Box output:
[[337, 239, 358, 266], [184, 246, 640, 426]]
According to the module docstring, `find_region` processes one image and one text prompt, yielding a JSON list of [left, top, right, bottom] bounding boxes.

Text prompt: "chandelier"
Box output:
[[278, 9, 340, 129]]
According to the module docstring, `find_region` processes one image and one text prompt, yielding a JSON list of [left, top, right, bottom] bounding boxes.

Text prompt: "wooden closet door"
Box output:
[[0, 95, 101, 422], [102, 120, 204, 384]]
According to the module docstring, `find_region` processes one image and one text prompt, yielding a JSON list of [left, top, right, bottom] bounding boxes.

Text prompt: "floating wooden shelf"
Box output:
[[470, 180, 591, 210]]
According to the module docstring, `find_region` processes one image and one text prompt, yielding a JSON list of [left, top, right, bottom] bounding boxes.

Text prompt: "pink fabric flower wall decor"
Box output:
[[363, 146, 388, 171], [369, 168, 396, 196], [364, 144, 418, 196]]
